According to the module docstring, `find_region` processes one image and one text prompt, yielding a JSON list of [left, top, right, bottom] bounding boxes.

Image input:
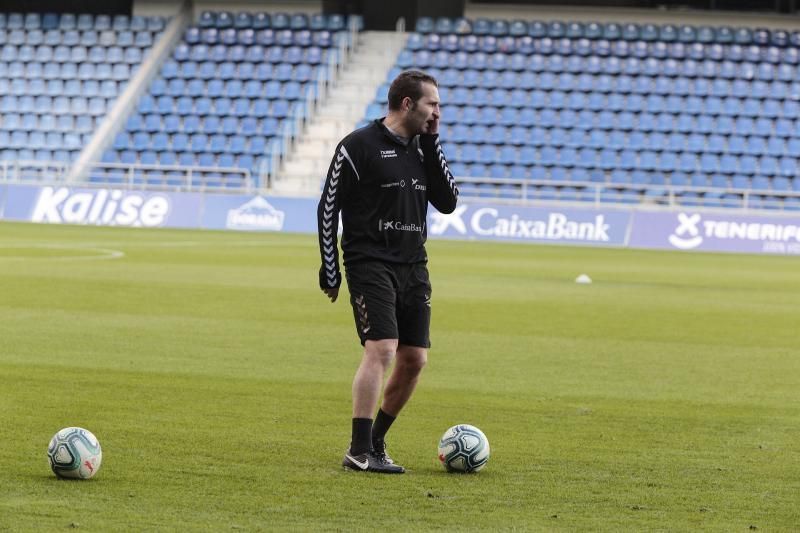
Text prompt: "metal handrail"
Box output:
[[6, 159, 798, 213], [456, 175, 800, 212], [0, 159, 253, 193]]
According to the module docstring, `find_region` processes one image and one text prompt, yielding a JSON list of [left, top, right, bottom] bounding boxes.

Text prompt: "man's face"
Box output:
[[404, 82, 441, 135]]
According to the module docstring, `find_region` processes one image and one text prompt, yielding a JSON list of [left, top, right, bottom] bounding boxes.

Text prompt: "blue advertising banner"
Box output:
[[0, 184, 321, 233], [2, 185, 203, 228], [2, 185, 40, 221], [426, 203, 632, 246], [629, 210, 800, 255], [3, 183, 799, 256], [201, 194, 318, 232]]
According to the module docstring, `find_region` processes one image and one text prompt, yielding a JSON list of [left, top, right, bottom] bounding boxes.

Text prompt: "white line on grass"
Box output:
[[105, 239, 310, 248], [0, 239, 310, 249], [0, 243, 125, 261]]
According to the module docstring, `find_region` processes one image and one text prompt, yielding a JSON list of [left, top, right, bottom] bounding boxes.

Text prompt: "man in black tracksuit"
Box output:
[[317, 70, 459, 473]]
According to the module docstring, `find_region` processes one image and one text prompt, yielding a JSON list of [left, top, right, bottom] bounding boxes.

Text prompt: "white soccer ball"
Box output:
[[47, 427, 102, 479], [437, 424, 490, 473]]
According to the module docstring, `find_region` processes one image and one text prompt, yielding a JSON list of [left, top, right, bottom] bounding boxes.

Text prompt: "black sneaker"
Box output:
[[372, 439, 395, 465], [342, 450, 405, 474]]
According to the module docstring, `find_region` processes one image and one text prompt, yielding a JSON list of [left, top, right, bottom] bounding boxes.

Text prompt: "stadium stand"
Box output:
[[366, 16, 800, 210], [274, 29, 405, 193], [98, 11, 353, 190], [1, 6, 799, 212], [0, 12, 165, 168]]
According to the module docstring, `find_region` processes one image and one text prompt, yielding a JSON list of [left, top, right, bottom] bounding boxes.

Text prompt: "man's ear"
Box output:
[[402, 96, 413, 111]]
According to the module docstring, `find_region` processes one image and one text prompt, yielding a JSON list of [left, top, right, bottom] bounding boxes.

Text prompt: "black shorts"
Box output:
[[344, 261, 432, 348]]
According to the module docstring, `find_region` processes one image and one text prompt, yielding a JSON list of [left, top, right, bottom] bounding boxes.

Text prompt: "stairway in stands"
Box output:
[[274, 31, 408, 194]]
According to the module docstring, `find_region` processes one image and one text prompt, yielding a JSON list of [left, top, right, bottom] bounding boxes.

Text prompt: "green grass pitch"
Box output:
[[0, 221, 798, 531]]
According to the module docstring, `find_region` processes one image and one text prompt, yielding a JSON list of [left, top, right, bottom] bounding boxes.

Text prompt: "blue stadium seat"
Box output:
[[773, 176, 791, 191], [750, 176, 770, 192], [416, 17, 434, 33], [155, 152, 176, 166], [166, 132, 187, 151], [152, 112, 177, 134], [136, 150, 156, 165], [727, 175, 749, 190], [199, 116, 219, 134], [130, 132, 149, 152], [759, 156, 779, 176], [115, 149, 137, 164]]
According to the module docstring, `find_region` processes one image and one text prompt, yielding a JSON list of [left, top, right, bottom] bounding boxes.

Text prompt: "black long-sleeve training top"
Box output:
[[318, 118, 459, 289]]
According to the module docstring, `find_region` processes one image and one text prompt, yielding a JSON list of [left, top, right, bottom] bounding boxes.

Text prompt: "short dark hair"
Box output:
[[387, 70, 439, 111]]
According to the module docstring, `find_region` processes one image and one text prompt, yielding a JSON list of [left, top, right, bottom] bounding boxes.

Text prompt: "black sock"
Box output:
[[371, 409, 396, 444], [350, 418, 372, 456]]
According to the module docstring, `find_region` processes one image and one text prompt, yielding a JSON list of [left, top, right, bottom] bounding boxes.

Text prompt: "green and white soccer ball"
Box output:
[[437, 424, 490, 473], [47, 427, 102, 479]]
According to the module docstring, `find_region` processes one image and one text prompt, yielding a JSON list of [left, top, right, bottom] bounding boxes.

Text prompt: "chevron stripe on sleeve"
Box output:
[[317, 145, 348, 289], [434, 136, 459, 200], [420, 133, 459, 215]]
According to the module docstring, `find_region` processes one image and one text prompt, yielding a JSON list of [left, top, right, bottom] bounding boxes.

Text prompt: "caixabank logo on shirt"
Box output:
[[428, 204, 624, 244], [31, 187, 170, 227], [378, 218, 425, 233]]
